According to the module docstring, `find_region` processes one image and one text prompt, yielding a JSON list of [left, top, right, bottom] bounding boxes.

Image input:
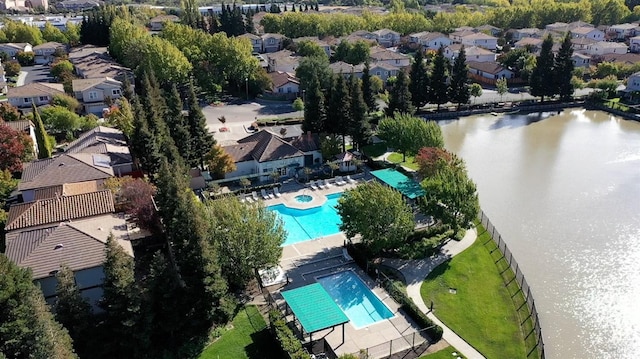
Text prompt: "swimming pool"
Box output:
[[268, 193, 342, 246], [316, 270, 394, 328]]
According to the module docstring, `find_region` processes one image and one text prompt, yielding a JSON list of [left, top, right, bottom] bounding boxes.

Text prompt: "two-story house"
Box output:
[[373, 29, 401, 48], [261, 33, 286, 53], [607, 23, 639, 40], [467, 61, 515, 85], [514, 37, 543, 52], [266, 71, 299, 100], [461, 32, 498, 50], [265, 50, 300, 73], [72, 77, 123, 115], [369, 62, 400, 82], [570, 26, 605, 41], [329, 61, 365, 78], [630, 36, 640, 52], [456, 45, 496, 62], [0, 42, 32, 58], [625, 71, 640, 92], [369, 47, 410, 68], [476, 24, 502, 37], [410, 32, 452, 51], [32, 41, 66, 64], [8, 82, 64, 109], [586, 41, 628, 55], [240, 33, 263, 53], [571, 52, 591, 68], [510, 28, 541, 41]]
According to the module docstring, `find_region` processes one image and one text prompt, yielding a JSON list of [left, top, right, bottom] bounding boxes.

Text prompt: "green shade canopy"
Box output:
[[281, 283, 349, 333], [370, 168, 426, 199]]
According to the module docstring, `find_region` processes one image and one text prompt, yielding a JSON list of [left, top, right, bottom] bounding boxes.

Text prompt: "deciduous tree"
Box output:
[[470, 83, 483, 104], [204, 144, 237, 179], [378, 114, 444, 162], [0, 122, 33, 172], [336, 181, 415, 255]]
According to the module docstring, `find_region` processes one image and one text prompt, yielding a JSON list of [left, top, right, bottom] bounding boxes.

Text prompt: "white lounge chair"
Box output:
[[324, 179, 333, 188], [317, 180, 327, 189], [309, 180, 319, 190], [335, 176, 346, 186], [261, 189, 270, 200], [346, 175, 356, 183], [251, 191, 260, 201], [245, 194, 254, 203], [240, 195, 246, 203], [273, 187, 282, 198], [268, 190, 275, 199]]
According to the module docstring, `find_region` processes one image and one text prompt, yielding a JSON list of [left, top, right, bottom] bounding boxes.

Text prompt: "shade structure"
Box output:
[[281, 283, 349, 334], [370, 168, 425, 199]]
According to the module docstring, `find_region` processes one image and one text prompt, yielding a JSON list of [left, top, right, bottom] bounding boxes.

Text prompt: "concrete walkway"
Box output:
[[16, 71, 27, 87], [381, 227, 485, 359]]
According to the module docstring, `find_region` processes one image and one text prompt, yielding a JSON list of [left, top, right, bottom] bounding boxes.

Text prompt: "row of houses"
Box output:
[[3, 126, 144, 310], [0, 41, 66, 64]]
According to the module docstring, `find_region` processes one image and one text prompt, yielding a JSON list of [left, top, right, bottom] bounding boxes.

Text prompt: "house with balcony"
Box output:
[[72, 77, 123, 115], [33, 41, 66, 64], [8, 82, 64, 109]]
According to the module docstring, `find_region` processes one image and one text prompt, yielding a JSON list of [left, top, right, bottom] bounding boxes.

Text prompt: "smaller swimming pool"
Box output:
[[294, 194, 312, 203], [317, 270, 394, 328]]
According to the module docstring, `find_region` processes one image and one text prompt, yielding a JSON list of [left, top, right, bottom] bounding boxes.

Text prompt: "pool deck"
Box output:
[[261, 175, 433, 358]]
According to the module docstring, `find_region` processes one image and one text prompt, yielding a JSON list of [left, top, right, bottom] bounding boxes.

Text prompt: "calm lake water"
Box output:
[[439, 109, 640, 359]]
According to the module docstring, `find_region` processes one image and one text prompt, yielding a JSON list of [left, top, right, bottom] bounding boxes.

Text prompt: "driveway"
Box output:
[[21, 65, 54, 85]]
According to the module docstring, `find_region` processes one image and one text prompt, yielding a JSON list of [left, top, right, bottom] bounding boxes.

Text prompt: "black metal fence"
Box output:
[[479, 210, 545, 359]]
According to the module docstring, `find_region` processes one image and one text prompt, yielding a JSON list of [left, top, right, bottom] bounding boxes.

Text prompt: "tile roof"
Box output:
[[64, 126, 128, 154], [19, 154, 113, 191], [416, 32, 449, 41], [240, 33, 261, 40], [0, 42, 31, 50], [600, 52, 640, 64], [71, 51, 132, 80], [224, 129, 304, 163], [571, 37, 597, 46], [592, 41, 628, 48], [7, 82, 64, 99], [515, 37, 543, 47], [33, 181, 101, 201], [289, 132, 320, 152], [71, 77, 121, 92], [370, 48, 408, 61], [268, 71, 299, 89], [369, 61, 400, 71], [33, 42, 65, 50], [373, 28, 399, 36], [462, 32, 497, 40], [3, 120, 33, 132], [571, 26, 600, 35], [467, 61, 509, 75], [329, 61, 365, 74], [463, 45, 495, 55], [5, 214, 135, 279], [5, 190, 115, 231]]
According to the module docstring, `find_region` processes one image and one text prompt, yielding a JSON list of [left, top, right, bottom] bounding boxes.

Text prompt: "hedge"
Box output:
[[346, 243, 444, 342], [268, 310, 310, 359]]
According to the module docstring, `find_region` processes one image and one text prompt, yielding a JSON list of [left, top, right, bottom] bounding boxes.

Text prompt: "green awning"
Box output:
[[281, 283, 349, 333], [371, 168, 425, 199]]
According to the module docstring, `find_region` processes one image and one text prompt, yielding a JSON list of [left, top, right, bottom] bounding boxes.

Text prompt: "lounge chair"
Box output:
[[268, 190, 275, 199], [251, 191, 260, 201], [261, 189, 270, 200], [245, 194, 254, 203], [240, 195, 246, 203], [324, 179, 333, 188], [335, 176, 346, 186], [346, 175, 356, 183], [309, 180, 319, 190], [317, 180, 327, 189], [273, 187, 282, 198]]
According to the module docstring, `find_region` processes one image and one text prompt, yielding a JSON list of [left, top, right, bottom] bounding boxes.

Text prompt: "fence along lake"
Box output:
[[439, 109, 640, 359]]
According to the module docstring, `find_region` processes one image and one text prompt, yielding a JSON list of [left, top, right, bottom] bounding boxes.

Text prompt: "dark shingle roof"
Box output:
[[225, 130, 304, 163], [19, 154, 113, 191], [5, 190, 115, 231]]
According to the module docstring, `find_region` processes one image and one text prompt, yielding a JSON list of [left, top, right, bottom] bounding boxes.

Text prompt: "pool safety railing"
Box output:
[[352, 326, 434, 359], [479, 209, 545, 359]]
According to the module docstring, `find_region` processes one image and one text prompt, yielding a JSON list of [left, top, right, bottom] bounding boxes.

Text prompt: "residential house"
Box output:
[[223, 129, 321, 180], [545, 22, 569, 33], [149, 14, 179, 31], [72, 77, 123, 115], [595, 53, 640, 66], [240, 33, 263, 53], [261, 33, 286, 53], [32, 42, 66, 64], [467, 61, 515, 85], [461, 32, 498, 50], [369, 62, 400, 82], [4, 120, 37, 155], [340, 31, 378, 45], [373, 29, 401, 47], [64, 126, 134, 176], [570, 26, 605, 41], [0, 62, 7, 94], [514, 37, 543, 52], [457, 45, 495, 62], [58, 0, 103, 11], [449, 30, 476, 43], [625, 71, 640, 92], [0, 42, 32, 58], [571, 37, 597, 52], [369, 47, 410, 68], [568, 21, 593, 30], [265, 50, 300, 73], [69, 45, 133, 83], [476, 24, 502, 37], [293, 37, 332, 57], [630, 36, 640, 52], [8, 82, 64, 109], [410, 32, 452, 50], [607, 23, 639, 40], [571, 52, 591, 68], [510, 28, 540, 41], [329, 61, 365, 78], [267, 71, 299, 100], [454, 26, 475, 32], [586, 41, 628, 55], [4, 191, 140, 310], [334, 151, 357, 172], [0, 0, 27, 10], [346, 30, 378, 41], [17, 153, 115, 202]]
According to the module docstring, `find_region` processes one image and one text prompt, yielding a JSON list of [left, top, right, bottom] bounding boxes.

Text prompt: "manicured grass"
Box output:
[[361, 142, 387, 157], [199, 306, 280, 359], [387, 152, 419, 170], [420, 346, 466, 359], [420, 224, 538, 359]]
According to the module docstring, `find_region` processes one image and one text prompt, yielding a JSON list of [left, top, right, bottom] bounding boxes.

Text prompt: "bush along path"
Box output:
[[381, 227, 485, 359]]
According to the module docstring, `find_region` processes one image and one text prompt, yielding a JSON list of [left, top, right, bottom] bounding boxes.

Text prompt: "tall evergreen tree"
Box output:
[[387, 70, 414, 115], [130, 99, 163, 176], [348, 73, 370, 151], [530, 35, 556, 102], [326, 74, 351, 151], [54, 265, 92, 358], [361, 62, 376, 112], [409, 48, 429, 109], [429, 46, 449, 110], [302, 75, 326, 133], [32, 103, 51, 159], [180, 0, 201, 28], [121, 75, 134, 101], [245, 9, 254, 33], [554, 33, 575, 101], [0, 255, 77, 359], [449, 45, 471, 110], [186, 80, 215, 169]]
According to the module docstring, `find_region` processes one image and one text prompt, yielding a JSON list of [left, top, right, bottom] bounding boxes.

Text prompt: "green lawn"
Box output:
[[387, 152, 419, 170], [361, 142, 387, 158], [420, 224, 538, 359], [420, 346, 466, 359], [199, 306, 280, 359]]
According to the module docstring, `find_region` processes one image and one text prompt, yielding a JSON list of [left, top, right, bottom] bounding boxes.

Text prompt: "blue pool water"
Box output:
[[316, 270, 394, 328], [268, 193, 342, 246]]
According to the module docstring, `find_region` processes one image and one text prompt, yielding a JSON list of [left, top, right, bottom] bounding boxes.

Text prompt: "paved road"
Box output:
[[21, 65, 54, 85]]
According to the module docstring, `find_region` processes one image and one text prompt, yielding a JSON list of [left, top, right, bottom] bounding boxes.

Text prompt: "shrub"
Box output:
[[292, 97, 304, 111], [268, 310, 310, 359]]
